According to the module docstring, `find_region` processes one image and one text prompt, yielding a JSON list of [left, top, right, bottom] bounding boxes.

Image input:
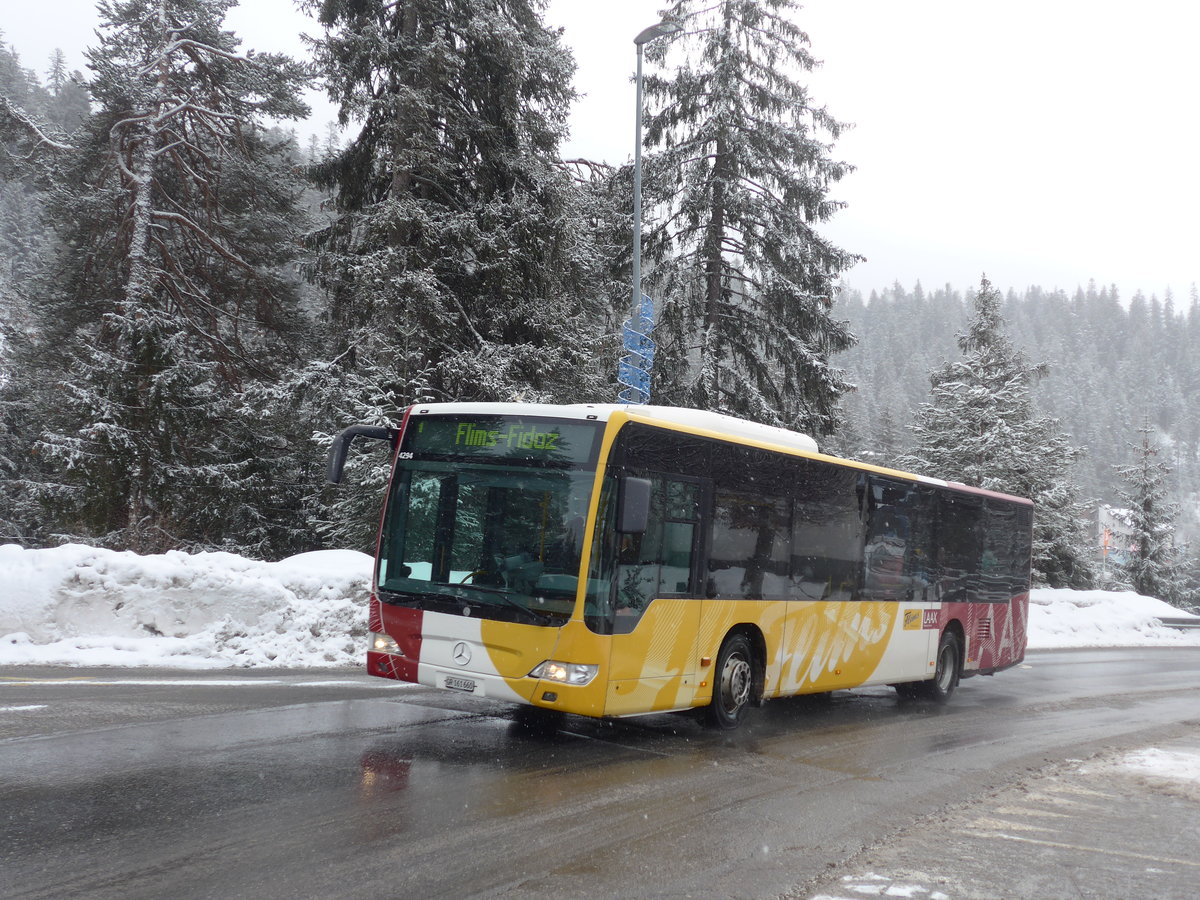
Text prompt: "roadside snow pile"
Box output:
[[1027, 588, 1200, 649], [1080, 747, 1200, 803], [0, 544, 373, 668], [1117, 748, 1200, 801]]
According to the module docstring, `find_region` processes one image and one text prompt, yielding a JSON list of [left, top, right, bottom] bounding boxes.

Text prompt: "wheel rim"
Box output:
[[719, 651, 752, 715], [935, 642, 955, 692]]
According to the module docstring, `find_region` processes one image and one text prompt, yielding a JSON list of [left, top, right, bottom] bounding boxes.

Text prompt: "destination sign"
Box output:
[[401, 416, 601, 465], [455, 422, 563, 451]]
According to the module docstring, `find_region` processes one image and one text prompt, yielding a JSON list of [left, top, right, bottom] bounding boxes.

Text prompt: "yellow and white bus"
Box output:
[[328, 403, 1032, 728]]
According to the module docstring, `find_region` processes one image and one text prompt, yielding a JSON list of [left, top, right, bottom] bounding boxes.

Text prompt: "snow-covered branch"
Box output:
[[150, 210, 255, 271], [0, 94, 75, 153], [137, 38, 248, 78]]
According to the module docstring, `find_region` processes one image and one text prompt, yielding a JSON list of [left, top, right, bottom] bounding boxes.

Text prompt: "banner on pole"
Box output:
[[617, 293, 656, 404]]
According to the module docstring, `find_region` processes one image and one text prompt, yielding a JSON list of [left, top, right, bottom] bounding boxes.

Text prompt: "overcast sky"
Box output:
[[4, 0, 1197, 304]]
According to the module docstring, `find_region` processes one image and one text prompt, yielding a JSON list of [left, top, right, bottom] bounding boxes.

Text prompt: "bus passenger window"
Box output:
[[790, 461, 862, 603], [864, 485, 907, 600], [708, 490, 790, 600], [863, 478, 935, 602], [980, 499, 1032, 602], [615, 529, 658, 614], [937, 493, 984, 602]]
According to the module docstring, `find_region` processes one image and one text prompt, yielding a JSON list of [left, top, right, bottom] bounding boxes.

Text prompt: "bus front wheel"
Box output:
[[706, 633, 754, 729]]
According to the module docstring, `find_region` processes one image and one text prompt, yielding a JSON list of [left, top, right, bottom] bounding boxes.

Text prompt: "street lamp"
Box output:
[[630, 18, 682, 331]]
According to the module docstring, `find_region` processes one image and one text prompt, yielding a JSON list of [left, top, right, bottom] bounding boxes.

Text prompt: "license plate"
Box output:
[[444, 675, 476, 693]]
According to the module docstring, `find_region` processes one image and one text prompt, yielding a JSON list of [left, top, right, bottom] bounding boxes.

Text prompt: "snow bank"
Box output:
[[1080, 747, 1200, 802], [1117, 748, 1200, 801], [2, 544, 1199, 668], [0, 544, 373, 668], [1028, 588, 1200, 649]]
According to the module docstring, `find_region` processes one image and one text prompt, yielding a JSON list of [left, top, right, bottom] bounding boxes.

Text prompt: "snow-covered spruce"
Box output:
[[900, 277, 1095, 590], [302, 0, 620, 551], [3, 0, 312, 557], [639, 0, 858, 435]]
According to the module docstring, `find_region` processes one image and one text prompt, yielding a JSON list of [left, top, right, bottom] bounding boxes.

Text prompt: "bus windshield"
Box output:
[[376, 415, 602, 626]]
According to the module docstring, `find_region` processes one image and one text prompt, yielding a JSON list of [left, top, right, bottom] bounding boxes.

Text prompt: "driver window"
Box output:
[[611, 475, 699, 633]]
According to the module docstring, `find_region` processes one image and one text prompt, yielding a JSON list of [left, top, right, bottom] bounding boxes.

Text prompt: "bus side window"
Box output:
[[708, 489, 790, 599], [863, 478, 936, 602], [936, 493, 984, 602], [662, 480, 699, 593], [790, 461, 862, 602], [981, 498, 1032, 602], [863, 480, 908, 600]]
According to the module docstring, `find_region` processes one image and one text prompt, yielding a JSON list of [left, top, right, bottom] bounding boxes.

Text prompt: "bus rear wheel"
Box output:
[[706, 633, 754, 729], [921, 631, 961, 702]]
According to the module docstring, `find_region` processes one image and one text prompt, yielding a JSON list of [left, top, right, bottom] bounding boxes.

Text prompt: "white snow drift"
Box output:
[[0, 544, 372, 668]]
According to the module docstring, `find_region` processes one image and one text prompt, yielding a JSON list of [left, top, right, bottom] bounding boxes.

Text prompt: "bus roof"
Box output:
[[407, 402, 817, 450], [403, 402, 1033, 507]]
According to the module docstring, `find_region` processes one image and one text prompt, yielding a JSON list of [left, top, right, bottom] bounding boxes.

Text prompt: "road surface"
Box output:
[[2, 648, 1199, 899]]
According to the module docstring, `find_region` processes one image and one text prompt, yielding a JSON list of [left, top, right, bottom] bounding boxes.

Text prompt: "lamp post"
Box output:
[[630, 19, 682, 327]]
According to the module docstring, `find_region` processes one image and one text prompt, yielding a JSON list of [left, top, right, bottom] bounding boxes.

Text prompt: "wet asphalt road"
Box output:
[[2, 648, 1199, 900]]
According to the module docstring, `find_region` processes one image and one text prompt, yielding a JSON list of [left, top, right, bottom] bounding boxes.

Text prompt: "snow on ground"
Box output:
[[1, 543, 1199, 669], [1094, 748, 1200, 803], [809, 742, 1200, 900], [1026, 587, 1200, 649], [811, 873, 950, 900], [0, 544, 373, 668]]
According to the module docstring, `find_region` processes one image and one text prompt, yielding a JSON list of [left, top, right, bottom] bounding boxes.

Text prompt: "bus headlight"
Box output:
[[370, 632, 402, 655], [529, 660, 598, 686]]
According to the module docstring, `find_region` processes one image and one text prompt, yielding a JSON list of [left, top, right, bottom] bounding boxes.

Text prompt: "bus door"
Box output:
[[602, 473, 705, 716], [862, 477, 938, 683], [702, 486, 792, 694]]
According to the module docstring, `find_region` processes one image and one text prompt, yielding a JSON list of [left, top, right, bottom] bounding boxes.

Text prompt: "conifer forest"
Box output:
[[1, 0, 1196, 608]]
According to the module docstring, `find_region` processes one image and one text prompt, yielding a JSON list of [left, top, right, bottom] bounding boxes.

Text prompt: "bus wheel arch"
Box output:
[[705, 626, 765, 729], [893, 622, 963, 703], [925, 626, 963, 702], [943, 619, 965, 671]]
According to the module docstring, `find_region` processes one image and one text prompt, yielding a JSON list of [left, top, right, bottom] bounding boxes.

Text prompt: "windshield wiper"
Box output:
[[376, 587, 422, 606], [378, 582, 555, 625], [454, 584, 556, 625]]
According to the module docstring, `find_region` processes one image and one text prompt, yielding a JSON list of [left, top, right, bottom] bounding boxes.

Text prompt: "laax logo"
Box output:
[[452, 641, 472, 666]]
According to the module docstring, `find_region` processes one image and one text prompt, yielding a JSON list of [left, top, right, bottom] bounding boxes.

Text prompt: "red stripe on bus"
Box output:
[[373, 604, 423, 683]]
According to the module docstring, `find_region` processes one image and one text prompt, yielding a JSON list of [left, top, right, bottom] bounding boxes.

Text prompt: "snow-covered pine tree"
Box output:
[[0, 38, 49, 117], [1113, 422, 1185, 604], [0, 40, 57, 275], [45, 50, 67, 96], [639, 0, 858, 434], [44, 51, 92, 137], [301, 0, 620, 550], [0, 41, 59, 546], [18, 0, 312, 555], [305, 0, 615, 404], [901, 276, 1095, 588]]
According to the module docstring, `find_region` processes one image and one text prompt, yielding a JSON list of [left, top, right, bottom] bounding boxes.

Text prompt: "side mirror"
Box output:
[[326, 424, 398, 484], [616, 476, 652, 534]]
